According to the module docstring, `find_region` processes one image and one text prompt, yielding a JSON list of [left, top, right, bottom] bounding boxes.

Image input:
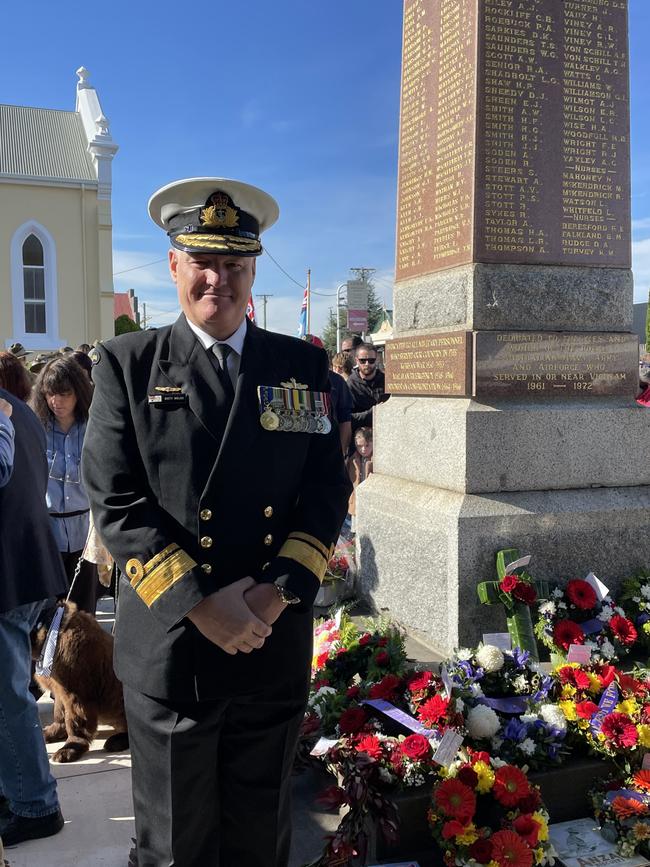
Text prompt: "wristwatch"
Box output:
[[274, 583, 300, 605]]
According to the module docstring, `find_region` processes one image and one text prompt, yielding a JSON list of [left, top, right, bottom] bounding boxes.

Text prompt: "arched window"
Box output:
[[22, 234, 46, 333], [9, 221, 61, 350]]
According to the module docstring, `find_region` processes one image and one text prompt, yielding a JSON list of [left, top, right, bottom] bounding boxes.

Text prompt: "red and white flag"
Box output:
[[246, 295, 256, 324]]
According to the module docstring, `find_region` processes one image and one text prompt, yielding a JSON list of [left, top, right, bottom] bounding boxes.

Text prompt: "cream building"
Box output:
[[0, 67, 118, 351]]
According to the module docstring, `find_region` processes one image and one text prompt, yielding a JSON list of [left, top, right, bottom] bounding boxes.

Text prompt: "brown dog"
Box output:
[[31, 601, 128, 763]]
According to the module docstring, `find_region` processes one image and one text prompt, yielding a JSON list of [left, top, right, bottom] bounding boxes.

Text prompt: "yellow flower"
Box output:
[[457, 823, 478, 845], [577, 719, 590, 730], [533, 812, 549, 842], [487, 861, 500, 867], [535, 847, 545, 864], [559, 701, 578, 721], [561, 685, 577, 699], [643, 622, 650, 636], [638, 725, 650, 748], [617, 699, 639, 716], [633, 822, 650, 840], [473, 761, 495, 794], [587, 673, 603, 695]]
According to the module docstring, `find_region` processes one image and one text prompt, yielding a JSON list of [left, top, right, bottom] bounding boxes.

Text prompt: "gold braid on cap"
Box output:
[[174, 234, 261, 252]]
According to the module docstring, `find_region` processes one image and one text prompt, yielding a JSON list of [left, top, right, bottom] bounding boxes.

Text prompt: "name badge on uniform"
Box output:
[[148, 386, 188, 407], [257, 385, 331, 434]]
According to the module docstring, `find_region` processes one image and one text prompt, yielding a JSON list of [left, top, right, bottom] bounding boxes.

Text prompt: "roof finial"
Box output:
[[76, 67, 91, 89], [95, 113, 110, 136]]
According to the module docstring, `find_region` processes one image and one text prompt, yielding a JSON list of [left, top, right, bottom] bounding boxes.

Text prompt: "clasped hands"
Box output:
[[186, 576, 286, 655]]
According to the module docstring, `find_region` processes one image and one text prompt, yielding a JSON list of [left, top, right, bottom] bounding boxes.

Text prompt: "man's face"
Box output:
[[356, 349, 378, 380], [169, 250, 256, 339], [341, 339, 354, 354]]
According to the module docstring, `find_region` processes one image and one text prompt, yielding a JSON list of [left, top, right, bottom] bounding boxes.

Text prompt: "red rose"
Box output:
[[566, 579, 598, 610], [553, 619, 585, 651], [500, 574, 520, 593], [469, 839, 493, 864], [358, 633, 372, 646], [368, 674, 402, 701], [609, 615, 638, 647], [576, 701, 599, 719], [346, 685, 361, 699], [401, 733, 431, 761], [513, 814, 541, 847], [512, 583, 537, 605], [375, 650, 390, 666], [457, 766, 479, 788], [338, 706, 367, 734]]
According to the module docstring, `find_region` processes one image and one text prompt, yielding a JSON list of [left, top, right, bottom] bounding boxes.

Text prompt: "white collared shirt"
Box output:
[[186, 316, 247, 381]]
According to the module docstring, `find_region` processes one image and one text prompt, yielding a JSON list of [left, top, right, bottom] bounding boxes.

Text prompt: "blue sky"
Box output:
[[2, 0, 649, 335]]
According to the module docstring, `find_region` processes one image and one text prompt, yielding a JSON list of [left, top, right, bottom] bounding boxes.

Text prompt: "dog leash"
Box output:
[[36, 554, 85, 677]]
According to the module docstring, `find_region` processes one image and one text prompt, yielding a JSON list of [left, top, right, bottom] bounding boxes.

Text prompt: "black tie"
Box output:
[[212, 343, 235, 402]]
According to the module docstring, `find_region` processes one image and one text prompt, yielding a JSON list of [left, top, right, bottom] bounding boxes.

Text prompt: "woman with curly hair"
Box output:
[[29, 356, 99, 614], [0, 351, 32, 402]]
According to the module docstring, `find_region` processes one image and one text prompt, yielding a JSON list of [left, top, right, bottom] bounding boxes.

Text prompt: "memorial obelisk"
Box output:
[[357, 0, 650, 651]]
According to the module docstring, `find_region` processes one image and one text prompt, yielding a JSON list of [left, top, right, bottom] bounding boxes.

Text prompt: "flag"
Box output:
[[246, 295, 256, 324], [297, 287, 308, 338]]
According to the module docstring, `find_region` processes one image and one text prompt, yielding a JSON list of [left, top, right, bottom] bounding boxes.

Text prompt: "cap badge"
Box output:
[[200, 192, 239, 229]]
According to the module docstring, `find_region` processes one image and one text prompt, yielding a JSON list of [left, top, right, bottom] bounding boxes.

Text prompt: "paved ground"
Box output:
[[2, 598, 441, 867]]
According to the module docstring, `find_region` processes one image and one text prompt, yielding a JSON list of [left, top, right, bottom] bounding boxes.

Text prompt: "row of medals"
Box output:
[[260, 405, 331, 434]]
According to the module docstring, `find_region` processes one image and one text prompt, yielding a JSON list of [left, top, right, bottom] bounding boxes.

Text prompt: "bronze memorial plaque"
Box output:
[[474, 332, 639, 399], [395, 0, 631, 280], [385, 331, 472, 396]]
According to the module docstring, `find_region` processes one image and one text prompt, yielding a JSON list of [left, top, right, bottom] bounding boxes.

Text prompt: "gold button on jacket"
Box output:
[[200, 536, 213, 548], [264, 506, 273, 518], [200, 509, 212, 521], [201, 563, 212, 574], [263, 534, 273, 546]]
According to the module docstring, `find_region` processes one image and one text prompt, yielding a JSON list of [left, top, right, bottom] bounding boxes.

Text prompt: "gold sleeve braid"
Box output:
[[277, 532, 330, 584], [126, 544, 198, 607]]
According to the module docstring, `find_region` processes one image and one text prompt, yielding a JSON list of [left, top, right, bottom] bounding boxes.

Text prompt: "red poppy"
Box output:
[[457, 766, 479, 789], [469, 838, 494, 864], [575, 701, 600, 719], [491, 829, 533, 867], [553, 619, 585, 651], [355, 734, 383, 759], [500, 574, 520, 593], [609, 615, 638, 646], [407, 671, 434, 693], [513, 813, 541, 847], [401, 734, 431, 761], [566, 579, 598, 610], [418, 694, 451, 727], [434, 778, 476, 821], [512, 583, 537, 605], [600, 712, 639, 748], [442, 819, 467, 839], [368, 674, 402, 701], [338, 706, 367, 735], [493, 765, 530, 807]]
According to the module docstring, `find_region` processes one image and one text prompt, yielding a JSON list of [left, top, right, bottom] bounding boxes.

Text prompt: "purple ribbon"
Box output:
[[476, 696, 529, 714], [581, 618, 604, 635], [361, 699, 437, 738], [589, 682, 619, 735], [605, 788, 650, 805]]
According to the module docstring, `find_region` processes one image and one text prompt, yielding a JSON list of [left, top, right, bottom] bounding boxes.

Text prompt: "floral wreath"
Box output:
[[534, 578, 637, 662], [428, 753, 556, 867], [590, 769, 650, 858], [619, 571, 650, 653]]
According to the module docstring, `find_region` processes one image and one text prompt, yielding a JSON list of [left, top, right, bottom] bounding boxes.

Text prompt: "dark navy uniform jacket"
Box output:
[[0, 389, 68, 613], [82, 316, 351, 701]]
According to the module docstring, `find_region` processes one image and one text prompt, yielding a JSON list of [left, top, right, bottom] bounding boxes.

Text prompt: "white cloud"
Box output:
[[633, 237, 650, 301]]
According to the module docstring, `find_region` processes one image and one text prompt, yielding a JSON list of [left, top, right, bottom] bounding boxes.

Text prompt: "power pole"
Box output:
[[141, 302, 147, 329], [256, 294, 273, 330]]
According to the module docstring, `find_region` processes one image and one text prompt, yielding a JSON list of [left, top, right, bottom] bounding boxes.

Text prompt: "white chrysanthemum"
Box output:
[[466, 705, 501, 739], [455, 647, 473, 661], [641, 584, 650, 600], [552, 588, 563, 599], [475, 644, 505, 673], [521, 714, 538, 725], [470, 683, 485, 698], [539, 600, 556, 616], [540, 703, 567, 733], [598, 606, 614, 622], [491, 756, 508, 769], [518, 738, 536, 756], [600, 639, 616, 659], [308, 685, 336, 708]]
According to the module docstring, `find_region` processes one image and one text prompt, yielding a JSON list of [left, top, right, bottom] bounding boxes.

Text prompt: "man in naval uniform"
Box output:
[[82, 177, 351, 866]]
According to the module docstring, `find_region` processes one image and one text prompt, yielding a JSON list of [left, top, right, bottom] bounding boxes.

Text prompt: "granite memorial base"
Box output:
[[356, 474, 650, 653]]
